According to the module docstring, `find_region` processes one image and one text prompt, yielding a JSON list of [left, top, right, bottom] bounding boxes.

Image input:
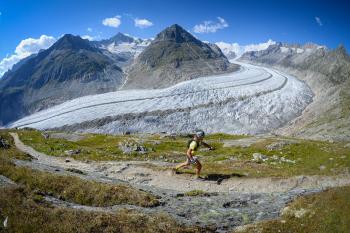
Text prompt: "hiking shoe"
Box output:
[[195, 176, 205, 181], [170, 168, 180, 175], [216, 178, 224, 185]]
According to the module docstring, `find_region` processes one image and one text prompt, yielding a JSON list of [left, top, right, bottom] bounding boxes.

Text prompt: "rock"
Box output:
[[65, 159, 70, 163], [65, 168, 85, 174], [118, 141, 150, 154], [3, 216, 8, 228], [344, 143, 350, 148], [266, 141, 292, 151], [271, 155, 295, 164], [41, 132, 50, 139], [223, 199, 248, 208], [0, 137, 10, 149], [64, 149, 81, 156], [252, 153, 268, 162], [280, 157, 296, 164], [328, 139, 334, 143], [293, 208, 309, 218], [319, 165, 326, 170]]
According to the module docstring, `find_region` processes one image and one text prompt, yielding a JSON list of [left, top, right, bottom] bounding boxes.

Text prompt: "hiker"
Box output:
[[175, 130, 214, 179]]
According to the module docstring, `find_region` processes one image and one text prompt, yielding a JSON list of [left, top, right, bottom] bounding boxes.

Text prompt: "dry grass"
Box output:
[[0, 187, 212, 233], [0, 158, 159, 207]]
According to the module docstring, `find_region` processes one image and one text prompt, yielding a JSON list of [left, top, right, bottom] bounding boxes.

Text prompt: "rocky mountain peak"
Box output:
[[154, 24, 198, 44], [52, 34, 96, 51], [109, 32, 135, 44], [334, 44, 348, 57]]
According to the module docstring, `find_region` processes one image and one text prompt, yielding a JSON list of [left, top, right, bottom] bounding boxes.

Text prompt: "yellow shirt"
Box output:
[[189, 141, 200, 154]]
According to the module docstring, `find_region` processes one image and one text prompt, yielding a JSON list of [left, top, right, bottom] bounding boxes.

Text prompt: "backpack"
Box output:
[[187, 139, 194, 149]]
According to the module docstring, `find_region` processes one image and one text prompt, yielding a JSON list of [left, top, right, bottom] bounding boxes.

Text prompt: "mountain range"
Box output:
[[239, 42, 350, 141], [0, 34, 124, 125], [0, 24, 238, 125], [123, 24, 238, 89], [1, 24, 349, 141]]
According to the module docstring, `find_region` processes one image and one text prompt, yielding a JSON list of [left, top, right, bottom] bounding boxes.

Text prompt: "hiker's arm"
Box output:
[[187, 148, 194, 159], [202, 142, 214, 150]]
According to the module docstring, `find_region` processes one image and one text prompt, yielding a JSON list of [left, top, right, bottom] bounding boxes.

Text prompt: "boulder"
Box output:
[[64, 149, 81, 156], [252, 153, 268, 162], [0, 137, 10, 149], [118, 141, 150, 154]]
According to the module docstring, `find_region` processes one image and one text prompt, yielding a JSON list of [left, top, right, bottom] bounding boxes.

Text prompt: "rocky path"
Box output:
[[8, 133, 350, 232]]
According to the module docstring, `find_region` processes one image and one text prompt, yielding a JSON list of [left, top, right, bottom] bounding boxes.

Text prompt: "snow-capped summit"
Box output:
[[215, 40, 276, 58], [96, 32, 151, 58]]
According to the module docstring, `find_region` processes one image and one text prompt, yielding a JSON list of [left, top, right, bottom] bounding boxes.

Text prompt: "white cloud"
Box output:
[[87, 27, 93, 32], [134, 18, 153, 28], [0, 35, 56, 77], [193, 17, 228, 33], [81, 35, 94, 41], [215, 39, 276, 57], [215, 42, 241, 55], [102, 16, 121, 28], [315, 17, 323, 26]]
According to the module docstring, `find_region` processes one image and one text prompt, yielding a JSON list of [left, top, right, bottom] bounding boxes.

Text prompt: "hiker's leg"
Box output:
[[195, 160, 202, 177], [176, 161, 189, 170]]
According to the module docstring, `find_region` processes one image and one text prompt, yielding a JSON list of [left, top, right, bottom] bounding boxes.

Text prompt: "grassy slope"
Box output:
[[0, 130, 159, 207], [0, 187, 210, 233], [235, 186, 350, 233], [17, 129, 350, 178]]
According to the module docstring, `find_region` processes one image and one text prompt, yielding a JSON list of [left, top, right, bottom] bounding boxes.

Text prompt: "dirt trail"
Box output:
[[8, 132, 350, 232], [10, 132, 350, 194]]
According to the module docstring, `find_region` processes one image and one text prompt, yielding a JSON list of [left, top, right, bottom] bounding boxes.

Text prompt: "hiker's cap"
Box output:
[[195, 130, 205, 138]]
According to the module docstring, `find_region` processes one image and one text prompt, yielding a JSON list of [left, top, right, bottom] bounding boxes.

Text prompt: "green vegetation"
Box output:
[[235, 186, 350, 233], [0, 187, 210, 233], [184, 190, 209, 197], [14, 129, 350, 178], [0, 129, 32, 160], [0, 130, 159, 207]]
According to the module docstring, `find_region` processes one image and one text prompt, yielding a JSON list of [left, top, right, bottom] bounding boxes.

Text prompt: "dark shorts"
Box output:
[[187, 156, 199, 165]]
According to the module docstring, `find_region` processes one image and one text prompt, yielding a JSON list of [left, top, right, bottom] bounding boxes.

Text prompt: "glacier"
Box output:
[[9, 61, 313, 135]]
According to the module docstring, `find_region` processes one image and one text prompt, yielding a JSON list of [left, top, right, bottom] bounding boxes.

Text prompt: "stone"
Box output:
[[66, 168, 85, 174], [266, 141, 292, 151], [252, 153, 268, 162], [118, 141, 150, 154], [293, 208, 308, 218], [0, 137, 10, 149], [41, 132, 50, 139], [223, 199, 248, 208], [280, 157, 296, 164], [319, 165, 326, 170], [64, 149, 81, 156]]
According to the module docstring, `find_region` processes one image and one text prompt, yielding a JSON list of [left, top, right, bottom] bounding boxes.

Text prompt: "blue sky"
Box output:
[[0, 0, 349, 75]]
